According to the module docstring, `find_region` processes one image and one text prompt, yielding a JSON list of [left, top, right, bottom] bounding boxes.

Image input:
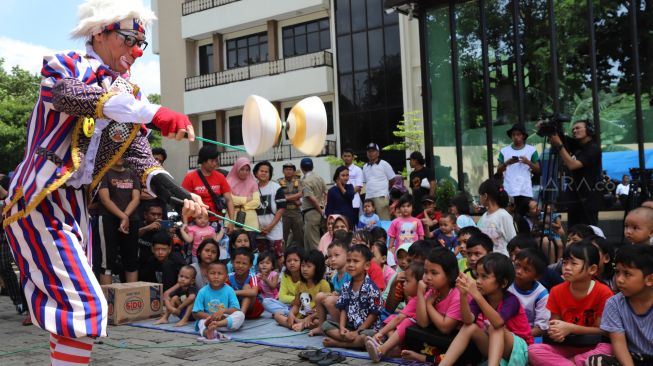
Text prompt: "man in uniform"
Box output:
[[300, 158, 327, 251], [279, 162, 303, 249]]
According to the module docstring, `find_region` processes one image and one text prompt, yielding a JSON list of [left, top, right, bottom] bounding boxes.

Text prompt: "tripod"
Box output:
[[536, 137, 564, 263]]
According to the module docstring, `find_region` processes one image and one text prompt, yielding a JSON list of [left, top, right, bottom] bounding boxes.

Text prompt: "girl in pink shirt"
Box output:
[[400, 247, 464, 363], [434, 253, 532, 366], [371, 241, 396, 287], [180, 212, 222, 263]]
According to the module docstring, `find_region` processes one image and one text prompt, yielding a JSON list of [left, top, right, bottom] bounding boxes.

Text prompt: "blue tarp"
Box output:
[[601, 150, 653, 181]]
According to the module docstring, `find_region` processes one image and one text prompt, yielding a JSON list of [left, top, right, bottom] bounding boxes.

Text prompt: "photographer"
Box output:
[[496, 123, 541, 210], [545, 120, 602, 227]]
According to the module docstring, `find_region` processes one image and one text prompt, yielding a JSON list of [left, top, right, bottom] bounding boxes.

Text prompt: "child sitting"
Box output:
[[382, 242, 412, 314], [179, 211, 222, 264], [388, 194, 425, 256], [372, 241, 396, 286], [541, 204, 564, 262], [384, 240, 431, 314], [256, 251, 279, 300], [432, 214, 459, 254], [587, 244, 653, 366], [508, 248, 551, 337], [358, 199, 381, 230], [624, 207, 653, 245], [155, 265, 198, 326], [227, 230, 258, 275], [449, 193, 476, 229], [192, 262, 245, 340], [456, 226, 482, 275], [321, 245, 384, 349], [437, 253, 533, 366], [417, 195, 441, 234], [528, 241, 613, 365], [274, 249, 330, 331], [191, 239, 220, 289], [400, 247, 464, 364], [365, 261, 425, 362], [227, 247, 264, 319], [507, 234, 563, 290], [309, 240, 350, 336], [138, 230, 181, 292], [463, 232, 494, 279], [263, 246, 304, 319]]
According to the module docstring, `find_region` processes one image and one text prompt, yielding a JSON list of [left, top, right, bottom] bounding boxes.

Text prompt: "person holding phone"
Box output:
[[497, 124, 541, 211]]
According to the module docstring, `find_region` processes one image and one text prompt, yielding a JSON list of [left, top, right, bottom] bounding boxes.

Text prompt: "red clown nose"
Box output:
[[131, 46, 143, 59]]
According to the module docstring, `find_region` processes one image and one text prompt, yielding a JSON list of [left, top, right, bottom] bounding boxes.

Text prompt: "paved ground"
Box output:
[[0, 295, 398, 365]]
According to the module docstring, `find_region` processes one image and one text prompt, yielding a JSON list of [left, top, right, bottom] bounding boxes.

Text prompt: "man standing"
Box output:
[[615, 174, 630, 208], [342, 148, 363, 223], [408, 151, 436, 215], [2, 1, 205, 363], [548, 120, 602, 227], [496, 123, 540, 211], [363, 143, 396, 220], [300, 158, 327, 250], [279, 162, 304, 248]]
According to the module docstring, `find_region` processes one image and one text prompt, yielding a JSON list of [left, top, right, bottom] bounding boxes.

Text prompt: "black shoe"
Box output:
[[16, 304, 26, 315]]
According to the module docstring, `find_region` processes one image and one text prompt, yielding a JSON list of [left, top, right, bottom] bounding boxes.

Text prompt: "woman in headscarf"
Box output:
[[317, 214, 350, 255], [226, 157, 261, 234]]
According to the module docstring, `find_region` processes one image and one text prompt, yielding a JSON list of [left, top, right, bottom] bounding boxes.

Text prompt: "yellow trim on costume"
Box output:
[[95, 92, 117, 120], [2, 118, 84, 227], [87, 124, 140, 195], [1, 186, 23, 217], [141, 166, 163, 188]]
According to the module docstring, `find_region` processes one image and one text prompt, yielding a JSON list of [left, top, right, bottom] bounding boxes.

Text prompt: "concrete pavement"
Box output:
[[0, 295, 399, 365]]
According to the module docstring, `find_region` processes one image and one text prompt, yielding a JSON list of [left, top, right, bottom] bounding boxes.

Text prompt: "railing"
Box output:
[[182, 0, 241, 16], [185, 51, 333, 91], [189, 140, 337, 169]]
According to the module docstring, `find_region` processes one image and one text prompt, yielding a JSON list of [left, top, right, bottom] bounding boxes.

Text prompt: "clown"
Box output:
[[1, 0, 206, 364]]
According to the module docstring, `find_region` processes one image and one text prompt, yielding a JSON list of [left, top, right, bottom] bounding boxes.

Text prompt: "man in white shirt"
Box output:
[[342, 148, 363, 222], [616, 174, 630, 208], [362, 142, 396, 220], [497, 123, 540, 213]]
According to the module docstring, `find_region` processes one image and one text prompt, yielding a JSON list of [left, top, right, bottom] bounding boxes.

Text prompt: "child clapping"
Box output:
[[256, 251, 279, 300]]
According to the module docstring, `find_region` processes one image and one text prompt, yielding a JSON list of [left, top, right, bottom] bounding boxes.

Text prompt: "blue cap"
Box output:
[[300, 157, 313, 170]]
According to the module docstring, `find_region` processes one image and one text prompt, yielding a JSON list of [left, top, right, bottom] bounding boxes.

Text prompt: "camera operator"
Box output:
[[545, 120, 602, 228]]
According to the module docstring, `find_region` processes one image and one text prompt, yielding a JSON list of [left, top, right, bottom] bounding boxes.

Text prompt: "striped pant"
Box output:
[[4, 187, 107, 339]]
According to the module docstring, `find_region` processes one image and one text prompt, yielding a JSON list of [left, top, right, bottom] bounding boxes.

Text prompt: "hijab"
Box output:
[[318, 214, 350, 254], [226, 157, 258, 198]]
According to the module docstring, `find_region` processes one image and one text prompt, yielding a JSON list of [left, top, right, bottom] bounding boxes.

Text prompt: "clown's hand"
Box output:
[[152, 107, 195, 141]]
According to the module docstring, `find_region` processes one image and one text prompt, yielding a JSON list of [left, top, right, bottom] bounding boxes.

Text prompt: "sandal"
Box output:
[[308, 348, 332, 363], [365, 336, 382, 363], [298, 348, 327, 360], [316, 351, 346, 366]]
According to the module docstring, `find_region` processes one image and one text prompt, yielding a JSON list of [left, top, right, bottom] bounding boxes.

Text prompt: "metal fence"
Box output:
[[185, 51, 333, 91], [182, 0, 241, 16], [188, 140, 337, 169]]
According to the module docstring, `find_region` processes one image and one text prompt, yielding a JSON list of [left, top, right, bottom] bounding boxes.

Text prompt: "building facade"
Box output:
[[153, 0, 424, 181]]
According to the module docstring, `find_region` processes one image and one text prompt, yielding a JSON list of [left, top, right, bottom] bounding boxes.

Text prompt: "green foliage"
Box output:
[[382, 110, 424, 152], [325, 155, 364, 168], [436, 180, 456, 212], [0, 59, 40, 173], [146, 93, 162, 148]]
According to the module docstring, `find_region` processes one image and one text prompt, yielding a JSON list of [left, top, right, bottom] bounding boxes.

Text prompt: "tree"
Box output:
[[0, 59, 40, 173], [146, 93, 162, 148]]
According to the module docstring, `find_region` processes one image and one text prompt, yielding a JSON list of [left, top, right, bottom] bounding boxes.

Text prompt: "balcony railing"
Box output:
[[182, 0, 241, 16], [189, 140, 337, 169], [185, 51, 333, 91]]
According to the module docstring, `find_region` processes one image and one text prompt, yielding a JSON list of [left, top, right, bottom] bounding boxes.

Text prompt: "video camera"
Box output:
[[536, 113, 571, 137]]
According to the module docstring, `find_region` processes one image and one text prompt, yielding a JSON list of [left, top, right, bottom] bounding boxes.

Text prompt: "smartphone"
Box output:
[[510, 156, 519, 163], [160, 220, 173, 230]]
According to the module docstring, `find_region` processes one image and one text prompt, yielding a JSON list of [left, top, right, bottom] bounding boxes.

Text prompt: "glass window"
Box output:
[[228, 115, 243, 146], [367, 0, 383, 29], [336, 0, 351, 35], [201, 119, 217, 144], [351, 0, 366, 32], [199, 44, 214, 75], [368, 29, 384, 70], [282, 18, 331, 57], [226, 32, 268, 69], [352, 32, 368, 71], [337, 35, 352, 73]]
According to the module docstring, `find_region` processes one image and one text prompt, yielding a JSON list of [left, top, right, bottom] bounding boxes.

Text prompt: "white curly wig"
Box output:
[[70, 0, 157, 40]]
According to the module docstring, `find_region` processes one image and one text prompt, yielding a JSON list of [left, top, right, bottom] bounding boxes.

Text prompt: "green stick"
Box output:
[[195, 136, 246, 152]]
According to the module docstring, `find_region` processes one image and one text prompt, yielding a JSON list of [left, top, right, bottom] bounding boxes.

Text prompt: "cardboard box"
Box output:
[[101, 282, 163, 325]]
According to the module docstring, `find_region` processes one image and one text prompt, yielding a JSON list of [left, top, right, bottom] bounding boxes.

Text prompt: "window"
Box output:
[[228, 115, 243, 146], [226, 33, 268, 69], [199, 44, 214, 75], [201, 119, 217, 144], [283, 18, 331, 58]]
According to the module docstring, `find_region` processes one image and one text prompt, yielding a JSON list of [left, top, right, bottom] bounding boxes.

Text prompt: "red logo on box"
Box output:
[[124, 297, 144, 314]]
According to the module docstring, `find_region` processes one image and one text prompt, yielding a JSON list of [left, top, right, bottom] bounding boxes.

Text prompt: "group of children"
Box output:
[[140, 176, 653, 366]]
